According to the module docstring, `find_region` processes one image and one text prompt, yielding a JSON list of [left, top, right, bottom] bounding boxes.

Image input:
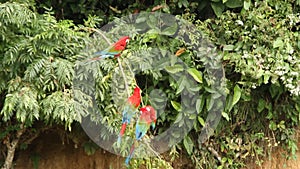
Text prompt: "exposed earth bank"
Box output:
[[14, 131, 300, 169]]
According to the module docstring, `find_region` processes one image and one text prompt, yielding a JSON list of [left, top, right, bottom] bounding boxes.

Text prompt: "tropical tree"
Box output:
[[0, 2, 92, 168]]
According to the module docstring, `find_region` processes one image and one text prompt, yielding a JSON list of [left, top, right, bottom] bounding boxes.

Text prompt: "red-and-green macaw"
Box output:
[[125, 105, 157, 166], [117, 86, 141, 144], [90, 36, 130, 60]]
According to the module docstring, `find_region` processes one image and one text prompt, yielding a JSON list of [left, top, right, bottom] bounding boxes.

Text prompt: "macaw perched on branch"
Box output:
[[117, 86, 141, 144], [125, 105, 157, 166], [90, 36, 130, 60]]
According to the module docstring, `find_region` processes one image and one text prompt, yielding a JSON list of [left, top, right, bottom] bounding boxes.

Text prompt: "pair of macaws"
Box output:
[[94, 36, 157, 165], [117, 86, 157, 166]]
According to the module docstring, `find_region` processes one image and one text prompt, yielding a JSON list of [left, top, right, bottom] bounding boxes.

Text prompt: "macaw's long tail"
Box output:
[[89, 57, 102, 61], [117, 123, 127, 144], [125, 143, 135, 166], [88, 54, 114, 61]]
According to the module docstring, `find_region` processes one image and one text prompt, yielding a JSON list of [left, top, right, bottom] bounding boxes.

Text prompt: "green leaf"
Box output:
[[273, 38, 284, 48], [223, 45, 234, 51], [187, 68, 203, 83], [165, 64, 184, 74], [269, 121, 277, 131], [171, 130, 181, 138], [171, 101, 181, 111], [183, 136, 194, 155], [181, 0, 189, 7], [206, 96, 214, 111], [198, 116, 205, 126], [162, 25, 178, 36], [263, 71, 271, 84], [83, 142, 98, 156], [225, 0, 244, 8], [174, 113, 183, 124], [232, 84, 241, 107], [136, 16, 147, 23], [286, 42, 294, 54], [223, 54, 231, 60], [225, 94, 233, 112], [257, 99, 265, 113], [176, 76, 186, 94], [244, 0, 251, 10], [222, 112, 230, 121], [211, 2, 225, 17], [269, 85, 278, 98], [217, 166, 223, 169], [196, 96, 204, 113]]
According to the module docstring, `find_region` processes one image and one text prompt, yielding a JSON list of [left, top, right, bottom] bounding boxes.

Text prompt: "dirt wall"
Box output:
[[13, 131, 300, 169], [14, 131, 125, 169]]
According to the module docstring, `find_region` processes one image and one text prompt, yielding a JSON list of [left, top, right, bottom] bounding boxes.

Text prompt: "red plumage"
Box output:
[[112, 36, 130, 56], [127, 86, 141, 108], [117, 86, 141, 144]]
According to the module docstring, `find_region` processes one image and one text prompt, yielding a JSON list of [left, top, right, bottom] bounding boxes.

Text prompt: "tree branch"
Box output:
[[1, 123, 25, 169], [82, 27, 112, 44], [123, 59, 144, 107], [117, 57, 131, 97], [208, 146, 222, 163]]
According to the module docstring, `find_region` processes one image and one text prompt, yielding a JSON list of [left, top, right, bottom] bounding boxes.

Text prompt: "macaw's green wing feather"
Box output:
[[150, 122, 156, 130], [135, 119, 150, 140], [95, 36, 129, 56], [107, 46, 122, 54], [93, 46, 119, 56]]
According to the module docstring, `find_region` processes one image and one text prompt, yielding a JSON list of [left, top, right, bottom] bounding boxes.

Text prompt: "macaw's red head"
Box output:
[[140, 105, 156, 123], [128, 85, 141, 108], [147, 106, 157, 122], [120, 36, 130, 44], [114, 36, 130, 49]]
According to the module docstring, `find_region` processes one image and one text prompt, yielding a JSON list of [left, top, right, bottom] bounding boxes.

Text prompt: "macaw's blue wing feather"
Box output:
[[121, 104, 136, 124], [94, 49, 119, 56], [135, 121, 150, 141], [118, 103, 138, 145], [92, 50, 116, 59]]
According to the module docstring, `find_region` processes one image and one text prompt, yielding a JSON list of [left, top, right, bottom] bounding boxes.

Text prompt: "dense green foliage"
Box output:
[[193, 1, 300, 168], [0, 2, 89, 127], [0, 0, 300, 169], [0, 2, 92, 168]]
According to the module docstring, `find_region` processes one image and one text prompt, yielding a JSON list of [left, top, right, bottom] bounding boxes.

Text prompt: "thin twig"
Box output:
[[142, 139, 162, 161], [142, 138, 173, 168], [123, 59, 144, 106], [208, 146, 222, 163], [89, 28, 112, 45], [117, 57, 130, 97], [77, 27, 111, 44], [124, 59, 137, 85]]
